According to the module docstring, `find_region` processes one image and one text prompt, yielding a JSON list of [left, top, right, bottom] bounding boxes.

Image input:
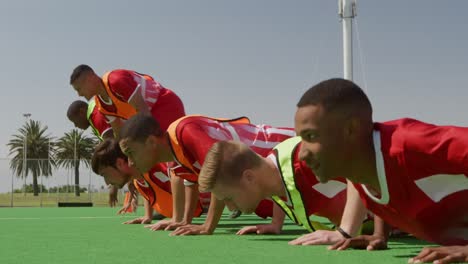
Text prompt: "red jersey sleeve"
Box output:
[[107, 70, 141, 103], [89, 108, 112, 137], [179, 123, 220, 174]]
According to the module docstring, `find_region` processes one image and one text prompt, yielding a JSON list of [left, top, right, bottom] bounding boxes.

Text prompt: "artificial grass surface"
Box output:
[[0, 208, 434, 264]]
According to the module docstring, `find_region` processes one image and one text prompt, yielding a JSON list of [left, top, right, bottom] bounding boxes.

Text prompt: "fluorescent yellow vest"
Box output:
[[86, 97, 103, 140], [271, 137, 331, 232]]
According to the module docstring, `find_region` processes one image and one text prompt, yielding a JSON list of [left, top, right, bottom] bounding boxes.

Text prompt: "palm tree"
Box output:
[[55, 129, 97, 196], [8, 119, 55, 196]]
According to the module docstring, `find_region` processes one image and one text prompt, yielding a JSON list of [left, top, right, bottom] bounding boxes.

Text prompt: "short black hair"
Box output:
[[297, 78, 372, 117], [91, 139, 126, 174], [70, 64, 94, 84], [67, 100, 88, 119], [120, 113, 163, 143]]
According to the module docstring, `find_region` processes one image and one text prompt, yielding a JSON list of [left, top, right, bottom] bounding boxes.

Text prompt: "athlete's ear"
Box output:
[[344, 117, 360, 139], [241, 169, 255, 185], [115, 157, 125, 171], [146, 135, 158, 149], [79, 106, 87, 116]]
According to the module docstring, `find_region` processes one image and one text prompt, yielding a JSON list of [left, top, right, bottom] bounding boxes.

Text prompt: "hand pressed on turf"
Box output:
[[117, 204, 132, 215], [237, 224, 281, 235], [170, 224, 211, 236], [123, 217, 152, 224], [289, 230, 344, 245], [408, 245, 468, 264], [328, 235, 387, 251], [144, 219, 186, 231]]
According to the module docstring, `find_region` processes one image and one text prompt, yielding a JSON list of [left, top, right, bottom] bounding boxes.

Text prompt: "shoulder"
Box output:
[[106, 69, 137, 85]]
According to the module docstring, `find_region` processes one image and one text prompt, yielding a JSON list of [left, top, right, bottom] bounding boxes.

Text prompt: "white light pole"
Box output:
[[339, 0, 357, 81], [22, 113, 31, 196]]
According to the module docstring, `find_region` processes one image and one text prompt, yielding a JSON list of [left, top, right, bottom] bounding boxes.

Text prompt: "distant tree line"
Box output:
[[7, 119, 97, 197]]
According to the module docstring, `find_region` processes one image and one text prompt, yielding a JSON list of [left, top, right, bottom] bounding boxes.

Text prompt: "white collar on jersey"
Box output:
[[268, 153, 293, 206], [98, 94, 113, 105], [360, 130, 390, 205]]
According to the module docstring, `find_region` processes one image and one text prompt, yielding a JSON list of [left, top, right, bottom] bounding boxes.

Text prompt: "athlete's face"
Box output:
[[119, 137, 159, 173], [212, 171, 263, 214], [295, 104, 348, 183], [72, 73, 97, 100], [68, 108, 89, 130], [98, 160, 131, 189]]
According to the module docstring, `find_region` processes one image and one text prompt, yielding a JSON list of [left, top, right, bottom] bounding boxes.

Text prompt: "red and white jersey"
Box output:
[[270, 142, 348, 225], [354, 118, 468, 245], [88, 106, 112, 138], [171, 164, 211, 209], [168, 116, 296, 178], [98, 69, 165, 114], [134, 162, 211, 210], [167, 116, 296, 219], [134, 162, 172, 207]]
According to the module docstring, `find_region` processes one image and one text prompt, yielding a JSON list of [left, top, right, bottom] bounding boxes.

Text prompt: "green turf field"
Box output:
[[0, 207, 434, 264]]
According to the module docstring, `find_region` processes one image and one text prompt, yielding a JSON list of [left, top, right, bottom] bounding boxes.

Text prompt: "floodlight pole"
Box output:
[[339, 0, 356, 81], [22, 113, 31, 197]]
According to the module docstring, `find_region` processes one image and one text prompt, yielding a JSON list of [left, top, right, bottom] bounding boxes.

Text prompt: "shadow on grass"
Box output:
[[221, 228, 307, 236], [247, 237, 295, 242], [392, 253, 420, 259]]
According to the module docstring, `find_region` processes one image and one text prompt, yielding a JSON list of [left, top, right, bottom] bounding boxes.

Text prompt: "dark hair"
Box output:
[[70, 64, 94, 84], [297, 78, 372, 118], [91, 138, 126, 174], [66, 100, 88, 119], [120, 113, 163, 142]]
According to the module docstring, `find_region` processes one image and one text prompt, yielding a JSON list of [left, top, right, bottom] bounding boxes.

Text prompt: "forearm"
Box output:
[[182, 183, 200, 224], [109, 118, 124, 138], [144, 199, 153, 219], [338, 181, 368, 237], [202, 193, 225, 234], [129, 92, 151, 114], [170, 175, 185, 222], [271, 203, 285, 229], [372, 215, 390, 241]]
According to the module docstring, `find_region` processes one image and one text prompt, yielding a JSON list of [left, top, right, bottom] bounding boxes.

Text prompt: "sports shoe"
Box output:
[[229, 210, 242, 219]]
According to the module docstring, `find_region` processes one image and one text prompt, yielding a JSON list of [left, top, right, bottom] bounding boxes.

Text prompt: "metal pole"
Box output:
[[339, 0, 356, 81], [74, 135, 77, 194], [22, 113, 31, 196], [40, 170, 43, 207], [88, 164, 92, 201], [10, 166, 14, 207], [23, 135, 26, 196]]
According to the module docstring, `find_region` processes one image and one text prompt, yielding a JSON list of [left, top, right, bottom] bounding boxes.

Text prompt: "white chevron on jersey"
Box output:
[[415, 174, 468, 202], [239, 125, 296, 137], [153, 171, 170, 183], [135, 179, 150, 188], [205, 125, 288, 149], [205, 126, 232, 141], [312, 180, 347, 198], [222, 123, 240, 141], [129, 74, 160, 107], [192, 161, 201, 169]]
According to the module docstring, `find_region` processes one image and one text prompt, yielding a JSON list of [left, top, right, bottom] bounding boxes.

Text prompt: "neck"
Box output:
[[97, 79, 110, 100], [350, 135, 381, 193], [263, 157, 287, 198], [130, 170, 144, 180], [158, 138, 176, 163]]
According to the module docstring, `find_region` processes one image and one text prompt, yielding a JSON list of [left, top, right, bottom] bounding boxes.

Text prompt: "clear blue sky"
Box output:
[[1, 0, 467, 192]]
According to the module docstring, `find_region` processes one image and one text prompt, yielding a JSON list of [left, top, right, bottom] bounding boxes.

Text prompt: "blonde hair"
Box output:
[[198, 141, 263, 192]]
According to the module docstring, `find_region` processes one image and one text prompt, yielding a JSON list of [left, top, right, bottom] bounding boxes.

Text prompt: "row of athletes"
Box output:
[[67, 65, 467, 264]]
